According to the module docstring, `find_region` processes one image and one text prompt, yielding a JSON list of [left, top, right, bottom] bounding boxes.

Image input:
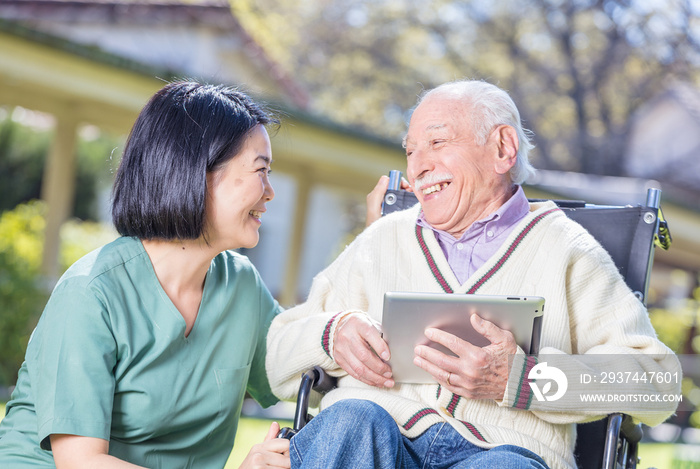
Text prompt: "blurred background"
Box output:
[[1, 0, 699, 463]]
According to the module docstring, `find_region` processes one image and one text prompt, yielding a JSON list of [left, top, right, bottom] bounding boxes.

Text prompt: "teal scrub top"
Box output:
[[0, 236, 280, 468]]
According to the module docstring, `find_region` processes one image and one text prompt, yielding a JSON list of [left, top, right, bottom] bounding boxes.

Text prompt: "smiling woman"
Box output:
[[206, 124, 275, 252], [0, 82, 290, 469]]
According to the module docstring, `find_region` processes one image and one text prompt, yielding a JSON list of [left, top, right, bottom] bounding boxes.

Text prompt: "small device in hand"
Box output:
[[381, 170, 419, 216]]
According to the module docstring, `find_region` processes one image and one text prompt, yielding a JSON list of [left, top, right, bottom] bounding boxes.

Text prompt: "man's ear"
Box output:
[[494, 125, 518, 176]]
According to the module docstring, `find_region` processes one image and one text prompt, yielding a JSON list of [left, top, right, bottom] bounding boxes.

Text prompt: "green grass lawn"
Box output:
[[0, 402, 685, 467], [638, 443, 677, 468]]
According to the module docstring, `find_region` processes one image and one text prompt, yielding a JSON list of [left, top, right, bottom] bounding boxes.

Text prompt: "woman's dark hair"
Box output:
[[111, 81, 278, 239]]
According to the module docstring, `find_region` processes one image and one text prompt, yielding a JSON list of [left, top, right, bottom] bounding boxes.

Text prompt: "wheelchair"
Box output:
[[280, 187, 672, 469]]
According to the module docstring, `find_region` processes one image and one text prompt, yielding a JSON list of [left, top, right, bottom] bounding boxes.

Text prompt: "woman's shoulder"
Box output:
[[55, 236, 145, 290], [212, 250, 264, 283], [211, 251, 277, 307], [38, 238, 145, 326], [216, 249, 255, 269]]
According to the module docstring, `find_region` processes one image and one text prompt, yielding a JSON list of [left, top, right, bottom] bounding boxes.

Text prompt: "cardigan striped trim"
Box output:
[[459, 420, 487, 442], [467, 208, 560, 294], [512, 355, 539, 410], [404, 400, 486, 442], [415, 224, 453, 293], [402, 408, 439, 430], [446, 393, 462, 415], [416, 208, 560, 295], [322, 312, 343, 358]]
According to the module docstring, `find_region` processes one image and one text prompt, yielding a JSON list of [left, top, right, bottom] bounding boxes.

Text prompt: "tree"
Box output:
[[233, 0, 700, 176]]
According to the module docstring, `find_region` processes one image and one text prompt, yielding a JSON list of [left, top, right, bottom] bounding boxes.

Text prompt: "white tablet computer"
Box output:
[[381, 292, 545, 383]]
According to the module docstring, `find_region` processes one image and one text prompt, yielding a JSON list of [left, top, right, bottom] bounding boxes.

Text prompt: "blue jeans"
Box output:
[[290, 399, 549, 469]]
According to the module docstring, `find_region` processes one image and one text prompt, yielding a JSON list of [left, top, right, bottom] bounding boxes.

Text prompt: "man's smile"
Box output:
[[422, 182, 450, 195]]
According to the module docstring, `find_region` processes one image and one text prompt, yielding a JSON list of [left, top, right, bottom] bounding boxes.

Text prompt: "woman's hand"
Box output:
[[238, 422, 290, 469], [365, 175, 411, 227]]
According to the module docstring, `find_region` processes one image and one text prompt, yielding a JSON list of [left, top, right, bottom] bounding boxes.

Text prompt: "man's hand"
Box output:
[[333, 314, 395, 388], [239, 422, 290, 469], [413, 314, 517, 399]]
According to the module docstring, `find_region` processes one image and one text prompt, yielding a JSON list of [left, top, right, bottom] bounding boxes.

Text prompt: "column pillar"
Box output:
[[40, 115, 78, 284], [280, 171, 312, 307]]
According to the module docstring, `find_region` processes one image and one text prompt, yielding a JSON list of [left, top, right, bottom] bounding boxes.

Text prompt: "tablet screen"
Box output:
[[381, 292, 545, 383]]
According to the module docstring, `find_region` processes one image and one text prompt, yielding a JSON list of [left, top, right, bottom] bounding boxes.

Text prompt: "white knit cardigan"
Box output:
[[267, 201, 680, 469]]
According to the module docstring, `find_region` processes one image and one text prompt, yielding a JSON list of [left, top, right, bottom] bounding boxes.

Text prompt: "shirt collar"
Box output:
[[416, 185, 529, 242]]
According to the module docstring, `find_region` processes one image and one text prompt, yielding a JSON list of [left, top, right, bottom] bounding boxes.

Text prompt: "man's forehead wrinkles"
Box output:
[[426, 124, 447, 131], [406, 123, 448, 145]]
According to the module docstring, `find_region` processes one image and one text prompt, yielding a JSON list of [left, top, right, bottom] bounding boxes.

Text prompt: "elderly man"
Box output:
[[266, 80, 679, 469]]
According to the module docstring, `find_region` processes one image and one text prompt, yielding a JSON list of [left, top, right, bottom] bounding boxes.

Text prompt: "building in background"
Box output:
[[0, 0, 406, 306]]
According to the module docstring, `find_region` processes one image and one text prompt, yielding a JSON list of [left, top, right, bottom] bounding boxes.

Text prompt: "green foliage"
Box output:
[[0, 201, 117, 386], [650, 283, 700, 355], [650, 306, 699, 355], [0, 201, 48, 386], [650, 294, 700, 429], [0, 116, 49, 213]]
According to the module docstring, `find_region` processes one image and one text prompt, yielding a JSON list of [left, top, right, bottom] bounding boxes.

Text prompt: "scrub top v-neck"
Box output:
[[0, 236, 280, 468]]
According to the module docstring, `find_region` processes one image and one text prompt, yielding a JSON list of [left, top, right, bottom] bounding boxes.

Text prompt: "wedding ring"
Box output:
[[447, 372, 452, 386]]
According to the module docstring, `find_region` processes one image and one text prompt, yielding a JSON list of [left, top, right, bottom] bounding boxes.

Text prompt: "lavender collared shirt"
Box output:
[[416, 186, 530, 284]]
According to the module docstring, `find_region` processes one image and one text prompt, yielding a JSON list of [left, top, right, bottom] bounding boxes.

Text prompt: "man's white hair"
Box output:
[[417, 80, 536, 185]]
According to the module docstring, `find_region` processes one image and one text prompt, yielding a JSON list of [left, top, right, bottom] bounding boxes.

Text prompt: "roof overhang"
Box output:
[[0, 22, 406, 191], [0, 25, 167, 133]]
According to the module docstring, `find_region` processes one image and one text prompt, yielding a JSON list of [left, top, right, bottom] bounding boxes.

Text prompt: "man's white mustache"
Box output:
[[414, 172, 454, 189]]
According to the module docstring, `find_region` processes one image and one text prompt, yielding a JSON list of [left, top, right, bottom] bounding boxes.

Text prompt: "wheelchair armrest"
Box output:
[[620, 414, 643, 443], [311, 365, 338, 393], [602, 413, 642, 469], [278, 366, 338, 439]]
